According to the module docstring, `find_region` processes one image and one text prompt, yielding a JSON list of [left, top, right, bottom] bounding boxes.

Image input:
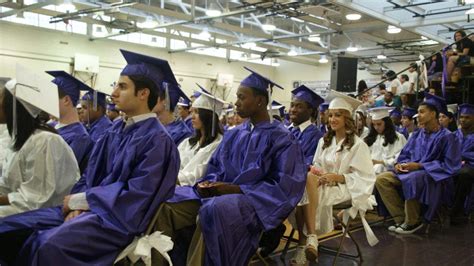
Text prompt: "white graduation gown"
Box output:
[[369, 132, 407, 174], [0, 125, 10, 173], [177, 134, 223, 186], [312, 136, 379, 246], [0, 130, 80, 217]]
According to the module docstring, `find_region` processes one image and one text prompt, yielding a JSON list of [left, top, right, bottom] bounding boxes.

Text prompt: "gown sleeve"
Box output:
[[421, 133, 462, 181]]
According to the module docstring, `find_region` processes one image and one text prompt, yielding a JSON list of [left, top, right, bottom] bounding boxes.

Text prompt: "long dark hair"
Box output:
[[3, 88, 56, 151], [188, 108, 223, 149], [364, 117, 399, 147], [445, 112, 458, 132]]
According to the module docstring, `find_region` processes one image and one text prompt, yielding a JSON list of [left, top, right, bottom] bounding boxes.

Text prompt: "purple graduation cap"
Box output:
[[459, 104, 474, 115], [177, 97, 191, 107], [119, 49, 178, 91], [389, 108, 402, 118], [81, 89, 107, 109], [240, 67, 283, 122], [402, 107, 417, 119], [163, 82, 188, 111], [319, 103, 329, 112], [269, 100, 285, 117], [291, 85, 324, 109], [423, 92, 447, 114], [46, 70, 93, 106]]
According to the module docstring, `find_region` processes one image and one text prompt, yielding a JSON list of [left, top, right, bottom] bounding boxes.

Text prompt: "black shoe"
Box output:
[[395, 222, 423, 234], [258, 223, 286, 257]]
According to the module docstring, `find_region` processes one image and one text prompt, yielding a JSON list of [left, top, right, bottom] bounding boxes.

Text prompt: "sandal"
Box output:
[[305, 234, 318, 262]]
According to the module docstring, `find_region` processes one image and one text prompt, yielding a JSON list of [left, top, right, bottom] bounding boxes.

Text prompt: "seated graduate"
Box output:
[[376, 93, 461, 234], [317, 102, 329, 133], [398, 107, 418, 139], [439, 104, 458, 132], [151, 67, 306, 266], [80, 89, 112, 142], [106, 103, 121, 122], [152, 82, 193, 145], [0, 50, 180, 265], [176, 96, 193, 130], [302, 91, 378, 263], [0, 66, 79, 218], [177, 92, 224, 186], [46, 71, 94, 173], [269, 100, 285, 122], [365, 107, 407, 175], [450, 104, 474, 223]]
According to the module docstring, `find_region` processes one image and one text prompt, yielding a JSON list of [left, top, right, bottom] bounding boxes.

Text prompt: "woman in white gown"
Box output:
[[364, 107, 407, 174], [301, 91, 378, 263], [177, 92, 224, 186], [0, 78, 79, 217]]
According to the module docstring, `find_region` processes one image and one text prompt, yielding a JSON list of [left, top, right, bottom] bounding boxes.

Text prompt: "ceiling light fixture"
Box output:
[[137, 16, 158, 29], [345, 13, 361, 20], [377, 53, 387, 60], [287, 46, 298, 56], [319, 55, 328, 63], [346, 42, 358, 52], [58, 0, 76, 12], [242, 42, 256, 49], [421, 36, 428, 40], [387, 25, 401, 34], [205, 2, 222, 17], [261, 17, 276, 32], [198, 27, 211, 39], [308, 34, 321, 42]]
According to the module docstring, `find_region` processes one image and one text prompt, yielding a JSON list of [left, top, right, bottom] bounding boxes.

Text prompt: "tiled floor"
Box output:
[[251, 219, 474, 266]]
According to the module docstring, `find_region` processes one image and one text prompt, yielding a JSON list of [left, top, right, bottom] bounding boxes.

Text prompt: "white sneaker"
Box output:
[[395, 222, 423, 234], [305, 234, 318, 262], [290, 246, 307, 265], [388, 223, 401, 232]]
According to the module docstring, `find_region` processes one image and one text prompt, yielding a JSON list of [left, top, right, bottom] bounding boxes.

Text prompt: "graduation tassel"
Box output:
[[12, 83, 17, 141], [164, 82, 171, 112], [267, 84, 273, 123], [93, 89, 98, 111], [211, 94, 217, 138]]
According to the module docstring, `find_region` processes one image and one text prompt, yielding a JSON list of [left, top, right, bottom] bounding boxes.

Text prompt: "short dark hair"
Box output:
[[128, 75, 158, 110], [409, 63, 418, 70], [251, 87, 269, 105], [420, 102, 439, 119], [401, 74, 409, 81], [378, 84, 386, 90]]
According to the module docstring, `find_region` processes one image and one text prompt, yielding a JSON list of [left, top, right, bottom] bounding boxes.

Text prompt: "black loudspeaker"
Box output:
[[330, 57, 358, 92]]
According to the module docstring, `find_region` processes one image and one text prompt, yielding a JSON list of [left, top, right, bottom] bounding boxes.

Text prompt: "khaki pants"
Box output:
[[376, 172, 421, 225], [151, 200, 204, 266]]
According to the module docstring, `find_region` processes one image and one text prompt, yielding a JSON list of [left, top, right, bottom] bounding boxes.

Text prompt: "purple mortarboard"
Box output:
[[163, 82, 188, 110], [177, 97, 191, 107], [46, 71, 92, 106], [459, 104, 474, 115], [81, 90, 107, 108], [269, 100, 285, 117], [291, 85, 324, 109], [120, 49, 177, 91], [402, 107, 417, 119], [389, 108, 402, 118], [240, 67, 283, 92], [423, 92, 447, 114], [319, 103, 329, 112]]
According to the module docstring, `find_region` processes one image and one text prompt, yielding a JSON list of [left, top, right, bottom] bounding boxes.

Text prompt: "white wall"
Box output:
[[0, 21, 415, 108]]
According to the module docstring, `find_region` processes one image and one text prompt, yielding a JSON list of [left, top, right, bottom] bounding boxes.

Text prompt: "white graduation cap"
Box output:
[[5, 64, 59, 118], [325, 90, 362, 113], [192, 91, 225, 116], [191, 91, 225, 137], [367, 107, 395, 120], [268, 104, 284, 117], [447, 104, 458, 115]]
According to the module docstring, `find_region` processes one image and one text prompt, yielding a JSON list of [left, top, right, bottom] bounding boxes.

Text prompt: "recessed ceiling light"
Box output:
[[345, 13, 361, 20]]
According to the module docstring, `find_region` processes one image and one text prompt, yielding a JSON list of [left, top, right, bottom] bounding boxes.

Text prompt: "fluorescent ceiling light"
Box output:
[[287, 46, 298, 56], [262, 17, 276, 32], [205, 2, 222, 17], [319, 55, 328, 63], [137, 17, 158, 29], [421, 36, 428, 40], [345, 13, 361, 20], [387, 25, 401, 34], [308, 34, 321, 42], [199, 27, 211, 39], [377, 53, 387, 60], [290, 17, 304, 23], [346, 42, 358, 52], [242, 42, 256, 49], [58, 0, 76, 12]]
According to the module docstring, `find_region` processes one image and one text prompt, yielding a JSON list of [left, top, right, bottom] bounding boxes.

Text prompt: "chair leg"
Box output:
[[280, 228, 296, 262]]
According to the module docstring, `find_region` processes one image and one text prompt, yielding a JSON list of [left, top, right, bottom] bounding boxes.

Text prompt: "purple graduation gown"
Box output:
[[57, 122, 93, 168], [87, 115, 113, 142], [165, 119, 193, 145], [395, 127, 461, 221], [319, 124, 327, 134], [454, 129, 474, 212], [0, 117, 180, 265], [169, 120, 306, 266], [289, 123, 324, 166]]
